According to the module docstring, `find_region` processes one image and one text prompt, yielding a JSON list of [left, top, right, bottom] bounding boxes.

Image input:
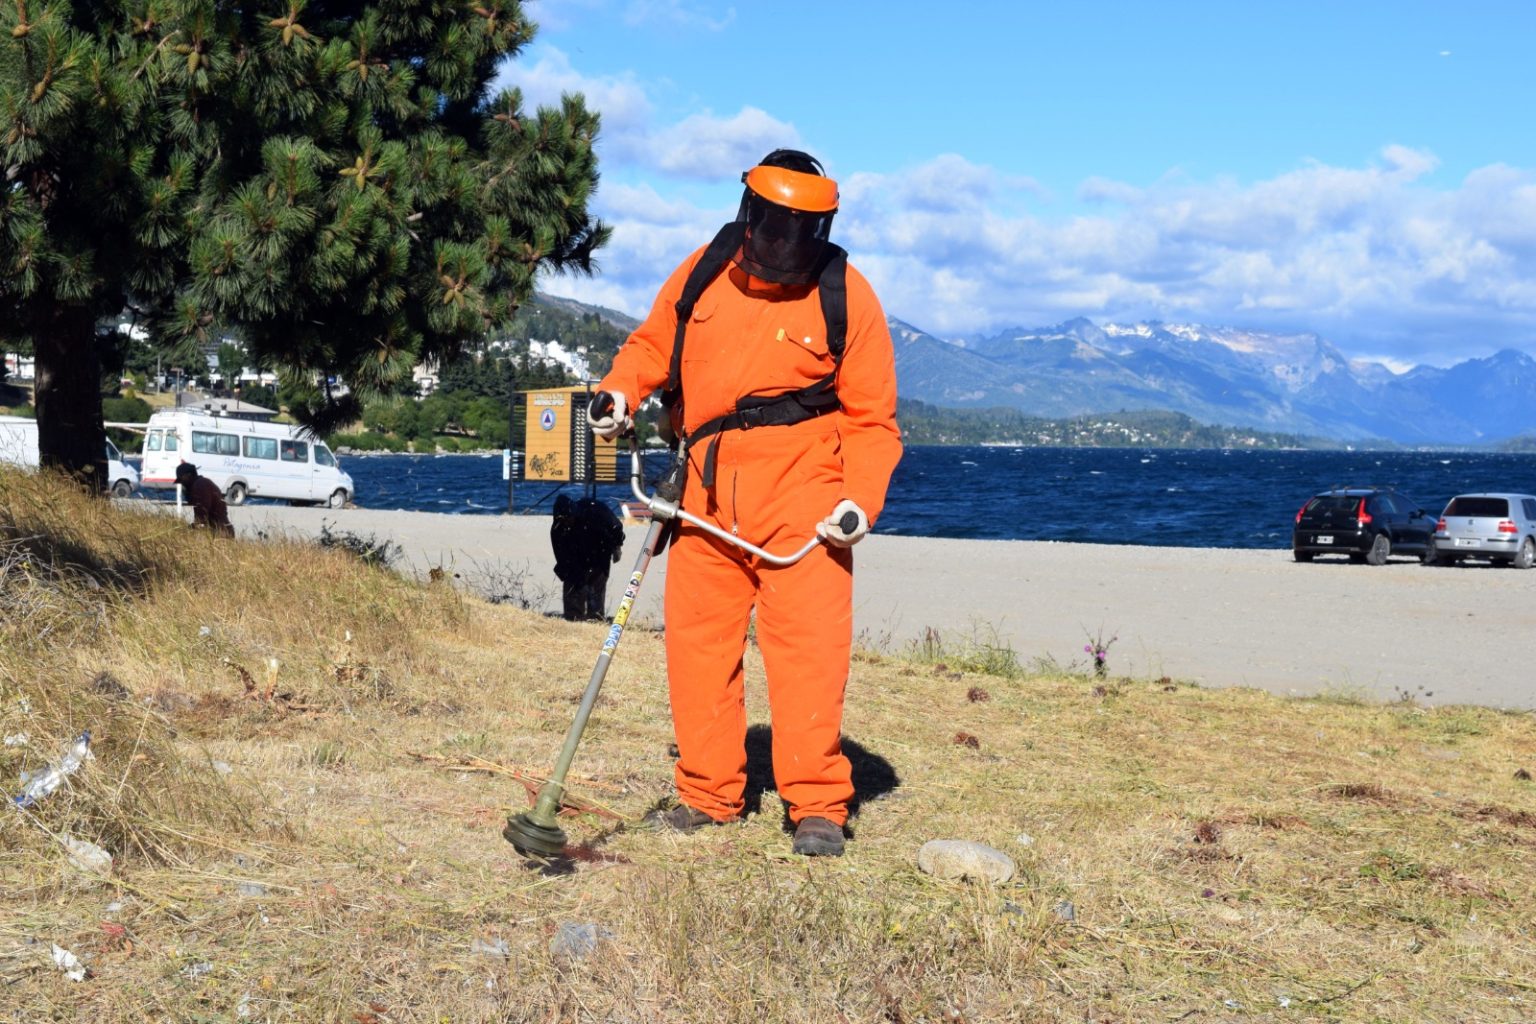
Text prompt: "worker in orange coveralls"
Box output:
[[588, 149, 902, 857]]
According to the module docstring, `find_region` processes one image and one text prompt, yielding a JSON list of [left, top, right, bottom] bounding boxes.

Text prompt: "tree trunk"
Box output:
[[33, 305, 107, 492]]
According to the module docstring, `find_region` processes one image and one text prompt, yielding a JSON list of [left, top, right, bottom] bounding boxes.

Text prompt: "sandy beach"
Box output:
[[224, 503, 1535, 709]]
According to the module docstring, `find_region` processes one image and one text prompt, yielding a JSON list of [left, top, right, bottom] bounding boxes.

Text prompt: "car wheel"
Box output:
[[1293, 549, 1314, 563], [327, 488, 349, 509], [1515, 538, 1536, 570], [225, 481, 248, 506], [111, 479, 133, 499], [1366, 534, 1391, 566]]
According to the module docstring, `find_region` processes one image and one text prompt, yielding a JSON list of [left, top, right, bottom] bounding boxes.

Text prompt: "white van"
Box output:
[[0, 415, 141, 497], [139, 410, 353, 508]]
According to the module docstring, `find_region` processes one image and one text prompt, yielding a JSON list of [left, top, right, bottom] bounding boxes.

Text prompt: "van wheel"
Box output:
[[111, 479, 133, 499], [225, 481, 248, 506], [1514, 538, 1535, 570], [327, 488, 349, 509], [1365, 534, 1391, 566]]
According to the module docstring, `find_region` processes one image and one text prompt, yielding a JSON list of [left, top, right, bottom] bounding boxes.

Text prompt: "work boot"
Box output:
[[791, 816, 845, 857], [641, 803, 718, 833]]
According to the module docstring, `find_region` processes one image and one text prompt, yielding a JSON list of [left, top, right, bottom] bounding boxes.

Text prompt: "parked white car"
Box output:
[[0, 415, 141, 497], [139, 409, 352, 508], [1429, 492, 1536, 568]]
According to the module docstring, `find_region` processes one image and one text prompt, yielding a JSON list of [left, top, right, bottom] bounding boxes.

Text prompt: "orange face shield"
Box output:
[[735, 164, 840, 285]]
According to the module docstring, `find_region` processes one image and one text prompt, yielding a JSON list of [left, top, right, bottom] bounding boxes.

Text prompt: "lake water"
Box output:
[[320, 446, 1536, 549]]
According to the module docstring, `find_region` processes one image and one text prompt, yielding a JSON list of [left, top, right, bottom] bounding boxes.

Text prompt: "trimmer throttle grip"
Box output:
[[589, 391, 615, 418], [838, 510, 860, 535]]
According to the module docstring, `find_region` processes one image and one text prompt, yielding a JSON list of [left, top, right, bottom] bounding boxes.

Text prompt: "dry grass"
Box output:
[[3, 467, 1535, 1022]]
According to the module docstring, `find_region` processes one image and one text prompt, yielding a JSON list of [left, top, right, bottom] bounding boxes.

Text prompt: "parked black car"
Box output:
[[1292, 487, 1436, 564]]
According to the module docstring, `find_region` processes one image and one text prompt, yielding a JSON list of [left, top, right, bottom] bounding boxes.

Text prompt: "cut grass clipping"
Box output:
[[3, 466, 1535, 1022]]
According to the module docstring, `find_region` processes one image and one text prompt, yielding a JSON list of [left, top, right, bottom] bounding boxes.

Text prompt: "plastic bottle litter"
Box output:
[[14, 731, 92, 808]]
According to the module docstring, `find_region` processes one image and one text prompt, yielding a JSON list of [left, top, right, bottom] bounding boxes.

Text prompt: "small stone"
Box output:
[[181, 961, 213, 979], [212, 761, 233, 776], [1014, 832, 1035, 848], [548, 922, 612, 960], [916, 840, 1016, 884], [1053, 900, 1076, 922], [471, 937, 510, 959], [236, 882, 268, 897]]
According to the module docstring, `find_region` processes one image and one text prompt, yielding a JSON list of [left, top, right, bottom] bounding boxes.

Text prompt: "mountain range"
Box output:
[[890, 317, 1536, 445], [537, 289, 1535, 445]]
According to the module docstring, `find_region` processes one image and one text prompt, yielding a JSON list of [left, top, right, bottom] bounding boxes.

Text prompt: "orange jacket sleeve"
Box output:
[[597, 247, 707, 408], [835, 263, 903, 523]]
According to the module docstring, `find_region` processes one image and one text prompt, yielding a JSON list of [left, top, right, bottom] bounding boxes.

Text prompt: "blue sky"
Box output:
[[499, 1, 1536, 369]]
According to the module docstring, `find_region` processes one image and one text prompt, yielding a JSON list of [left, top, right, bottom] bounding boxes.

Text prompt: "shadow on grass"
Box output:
[[743, 723, 901, 832]]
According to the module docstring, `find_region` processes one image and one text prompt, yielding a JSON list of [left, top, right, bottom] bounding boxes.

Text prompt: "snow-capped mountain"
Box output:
[[893, 317, 1536, 444]]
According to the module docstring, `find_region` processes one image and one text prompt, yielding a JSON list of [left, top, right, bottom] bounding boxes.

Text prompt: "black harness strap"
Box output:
[[665, 221, 748, 402], [664, 225, 851, 489], [690, 376, 841, 488]]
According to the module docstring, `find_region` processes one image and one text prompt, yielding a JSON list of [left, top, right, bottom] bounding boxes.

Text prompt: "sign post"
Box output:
[[503, 384, 617, 514]]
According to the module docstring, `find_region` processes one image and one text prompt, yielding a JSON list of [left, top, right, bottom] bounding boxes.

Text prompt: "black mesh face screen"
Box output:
[[735, 195, 834, 284]]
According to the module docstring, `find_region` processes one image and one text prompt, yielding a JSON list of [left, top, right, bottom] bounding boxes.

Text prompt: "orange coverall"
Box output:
[[600, 249, 902, 826]]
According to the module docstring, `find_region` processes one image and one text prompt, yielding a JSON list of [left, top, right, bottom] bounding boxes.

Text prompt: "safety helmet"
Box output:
[[733, 149, 839, 286]]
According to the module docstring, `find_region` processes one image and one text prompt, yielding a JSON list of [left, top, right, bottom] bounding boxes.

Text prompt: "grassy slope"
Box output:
[[2, 468, 1534, 1023]]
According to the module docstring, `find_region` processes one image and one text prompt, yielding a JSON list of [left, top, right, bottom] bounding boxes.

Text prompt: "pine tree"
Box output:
[[0, 1, 607, 486]]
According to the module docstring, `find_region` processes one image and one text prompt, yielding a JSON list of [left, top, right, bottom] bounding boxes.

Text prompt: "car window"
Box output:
[[146, 430, 162, 452], [192, 430, 239, 456], [104, 439, 122, 461], [315, 445, 335, 468], [281, 439, 309, 463], [1524, 498, 1536, 520], [1445, 496, 1508, 517], [163, 431, 178, 451], [1372, 494, 1398, 515], [1310, 495, 1358, 513], [244, 436, 278, 460]]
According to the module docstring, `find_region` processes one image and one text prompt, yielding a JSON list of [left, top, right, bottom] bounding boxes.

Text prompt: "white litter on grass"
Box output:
[[14, 731, 92, 808], [3, 732, 28, 748], [51, 944, 86, 982], [63, 835, 113, 876]]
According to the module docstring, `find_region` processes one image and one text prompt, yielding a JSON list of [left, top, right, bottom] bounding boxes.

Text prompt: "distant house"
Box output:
[[175, 393, 279, 422]]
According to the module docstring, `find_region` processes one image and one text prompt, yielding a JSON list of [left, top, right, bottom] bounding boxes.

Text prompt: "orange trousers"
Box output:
[[661, 419, 856, 826]]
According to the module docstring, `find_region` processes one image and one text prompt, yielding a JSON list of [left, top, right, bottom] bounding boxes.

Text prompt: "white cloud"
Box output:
[[651, 108, 803, 179], [505, 43, 1535, 367]]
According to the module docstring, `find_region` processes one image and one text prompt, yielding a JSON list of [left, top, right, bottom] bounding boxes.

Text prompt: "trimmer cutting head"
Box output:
[[502, 813, 567, 858]]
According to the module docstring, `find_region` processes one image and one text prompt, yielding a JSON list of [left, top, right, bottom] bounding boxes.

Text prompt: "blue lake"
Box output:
[[315, 446, 1536, 549]]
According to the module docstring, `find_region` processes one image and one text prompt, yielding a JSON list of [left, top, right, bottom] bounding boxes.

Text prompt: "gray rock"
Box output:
[[236, 882, 268, 897], [1053, 900, 1076, 922], [548, 922, 612, 960], [916, 840, 1016, 884]]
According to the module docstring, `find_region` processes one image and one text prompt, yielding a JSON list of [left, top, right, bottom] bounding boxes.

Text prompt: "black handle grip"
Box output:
[[589, 391, 614, 419], [839, 510, 860, 535]]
